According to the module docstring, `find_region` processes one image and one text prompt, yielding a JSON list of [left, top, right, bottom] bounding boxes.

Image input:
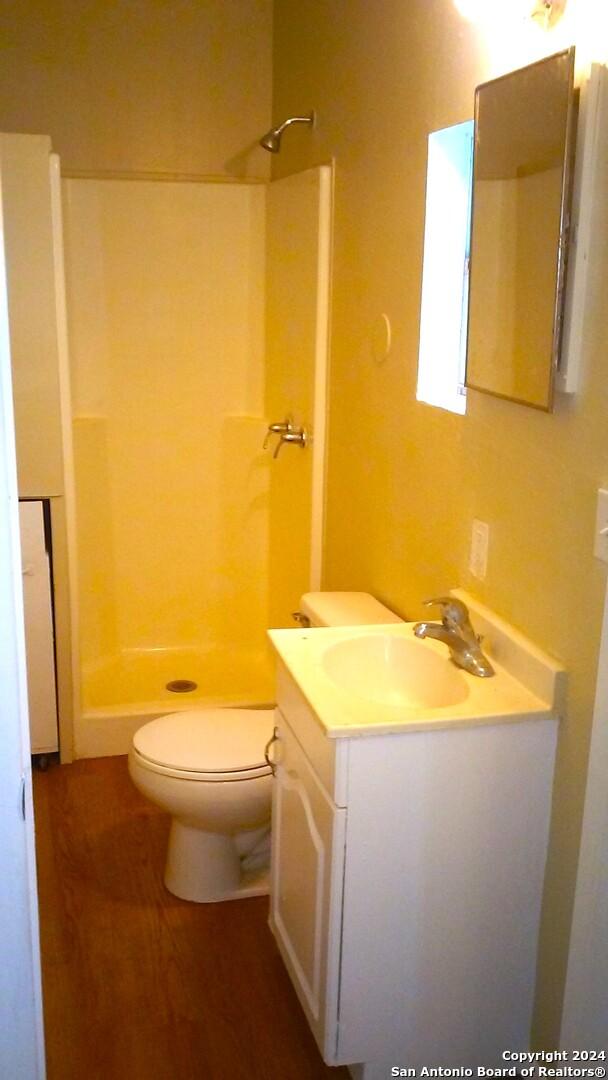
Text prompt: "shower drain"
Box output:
[[166, 679, 198, 693]]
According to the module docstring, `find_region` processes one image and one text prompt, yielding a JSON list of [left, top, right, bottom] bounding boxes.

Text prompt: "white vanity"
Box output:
[[268, 593, 564, 1073]]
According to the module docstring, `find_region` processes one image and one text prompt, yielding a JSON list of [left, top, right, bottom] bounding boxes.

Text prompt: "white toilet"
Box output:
[[128, 591, 402, 903]]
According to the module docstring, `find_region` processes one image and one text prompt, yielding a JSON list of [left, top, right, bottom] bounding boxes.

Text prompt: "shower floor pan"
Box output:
[[78, 644, 276, 758]]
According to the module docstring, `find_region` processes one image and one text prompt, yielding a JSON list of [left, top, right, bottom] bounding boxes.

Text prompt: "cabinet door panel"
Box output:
[[19, 500, 58, 753], [274, 772, 325, 1008], [270, 712, 346, 1062]]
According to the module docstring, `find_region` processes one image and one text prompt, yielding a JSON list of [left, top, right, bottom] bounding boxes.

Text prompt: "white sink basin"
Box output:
[[322, 633, 469, 709]]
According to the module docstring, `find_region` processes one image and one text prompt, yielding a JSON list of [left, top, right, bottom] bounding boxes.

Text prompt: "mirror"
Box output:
[[465, 48, 576, 411]]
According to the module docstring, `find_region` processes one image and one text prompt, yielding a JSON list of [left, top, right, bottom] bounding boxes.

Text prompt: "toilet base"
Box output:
[[164, 820, 270, 903], [215, 864, 269, 903]]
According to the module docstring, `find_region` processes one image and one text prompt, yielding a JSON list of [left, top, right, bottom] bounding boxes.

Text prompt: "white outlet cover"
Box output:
[[470, 519, 489, 580], [594, 488, 608, 563], [371, 313, 392, 364]]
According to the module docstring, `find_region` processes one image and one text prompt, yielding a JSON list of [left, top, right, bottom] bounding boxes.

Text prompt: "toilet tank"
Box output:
[[299, 591, 403, 627]]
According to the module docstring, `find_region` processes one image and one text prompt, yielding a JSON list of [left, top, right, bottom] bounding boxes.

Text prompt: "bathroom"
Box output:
[[0, 0, 607, 1076]]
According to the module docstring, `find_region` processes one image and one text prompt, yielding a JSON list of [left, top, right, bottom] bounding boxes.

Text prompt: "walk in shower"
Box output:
[[62, 167, 331, 756]]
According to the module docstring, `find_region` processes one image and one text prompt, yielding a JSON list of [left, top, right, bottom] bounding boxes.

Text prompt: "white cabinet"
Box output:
[[19, 500, 58, 755], [269, 715, 346, 1061], [270, 663, 558, 1072]]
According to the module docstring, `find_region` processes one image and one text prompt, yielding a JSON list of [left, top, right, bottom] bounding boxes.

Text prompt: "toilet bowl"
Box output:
[[129, 708, 275, 903], [129, 592, 402, 903]]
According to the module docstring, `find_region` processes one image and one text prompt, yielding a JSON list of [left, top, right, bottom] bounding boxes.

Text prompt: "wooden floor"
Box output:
[[34, 756, 350, 1080]]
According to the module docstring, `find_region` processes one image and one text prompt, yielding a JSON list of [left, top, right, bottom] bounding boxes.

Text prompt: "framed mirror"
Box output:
[[465, 48, 576, 411]]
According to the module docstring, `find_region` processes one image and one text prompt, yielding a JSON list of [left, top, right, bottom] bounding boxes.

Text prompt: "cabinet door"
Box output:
[[19, 500, 58, 754], [269, 712, 346, 1064]]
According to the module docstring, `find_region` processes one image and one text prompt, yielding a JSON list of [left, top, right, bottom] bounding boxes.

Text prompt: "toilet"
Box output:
[[128, 591, 402, 903]]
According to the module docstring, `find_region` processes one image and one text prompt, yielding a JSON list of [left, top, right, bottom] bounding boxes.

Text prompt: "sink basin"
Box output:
[[322, 633, 469, 709]]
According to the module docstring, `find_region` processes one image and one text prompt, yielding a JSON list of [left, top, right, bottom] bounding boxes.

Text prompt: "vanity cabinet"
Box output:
[[269, 663, 559, 1071]]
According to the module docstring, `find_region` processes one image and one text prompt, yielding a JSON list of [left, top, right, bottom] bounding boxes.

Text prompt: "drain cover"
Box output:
[[166, 680, 198, 694]]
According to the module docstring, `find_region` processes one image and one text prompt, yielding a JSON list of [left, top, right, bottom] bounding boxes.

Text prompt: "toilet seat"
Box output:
[[130, 747, 271, 783], [132, 708, 275, 782]]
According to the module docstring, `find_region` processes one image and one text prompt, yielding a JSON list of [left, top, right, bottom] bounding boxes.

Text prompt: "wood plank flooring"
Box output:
[[33, 756, 351, 1080]]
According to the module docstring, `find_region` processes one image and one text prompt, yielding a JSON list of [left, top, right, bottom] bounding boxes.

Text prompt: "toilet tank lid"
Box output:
[[299, 591, 403, 626]]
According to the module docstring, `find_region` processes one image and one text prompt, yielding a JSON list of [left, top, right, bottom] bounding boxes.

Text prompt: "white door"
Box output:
[[560, 575, 608, 1048], [269, 713, 345, 1063], [0, 172, 46, 1076], [560, 66, 608, 1049]]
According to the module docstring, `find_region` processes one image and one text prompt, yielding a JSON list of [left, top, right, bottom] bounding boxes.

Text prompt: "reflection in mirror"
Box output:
[[465, 48, 576, 411]]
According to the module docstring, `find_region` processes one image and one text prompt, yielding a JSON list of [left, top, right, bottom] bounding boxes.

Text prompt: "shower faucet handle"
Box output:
[[273, 427, 309, 458], [263, 415, 293, 450]]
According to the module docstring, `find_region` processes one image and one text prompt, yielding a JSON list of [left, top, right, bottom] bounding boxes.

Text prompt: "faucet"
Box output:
[[413, 596, 495, 678]]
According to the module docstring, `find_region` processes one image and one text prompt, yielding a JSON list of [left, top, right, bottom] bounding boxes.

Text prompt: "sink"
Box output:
[[269, 591, 565, 735], [322, 633, 469, 709]]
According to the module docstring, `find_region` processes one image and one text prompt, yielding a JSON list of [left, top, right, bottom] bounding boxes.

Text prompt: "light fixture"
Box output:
[[530, 0, 567, 28], [454, 0, 567, 29]]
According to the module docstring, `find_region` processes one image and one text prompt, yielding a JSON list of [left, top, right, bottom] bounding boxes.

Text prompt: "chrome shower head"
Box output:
[[259, 112, 315, 153], [260, 128, 282, 153]]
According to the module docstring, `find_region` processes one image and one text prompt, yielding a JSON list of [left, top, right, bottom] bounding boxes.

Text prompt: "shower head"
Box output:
[[259, 112, 315, 153]]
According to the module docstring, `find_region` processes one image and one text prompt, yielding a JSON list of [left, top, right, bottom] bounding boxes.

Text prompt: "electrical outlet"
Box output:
[[470, 519, 489, 581], [594, 489, 608, 563]]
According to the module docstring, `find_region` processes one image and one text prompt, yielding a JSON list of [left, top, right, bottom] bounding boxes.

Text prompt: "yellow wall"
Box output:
[[0, 134, 64, 495], [63, 179, 269, 686], [0, 0, 272, 180], [272, 0, 608, 1047]]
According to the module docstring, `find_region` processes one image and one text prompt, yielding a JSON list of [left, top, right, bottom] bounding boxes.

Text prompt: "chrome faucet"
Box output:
[[273, 426, 309, 458], [263, 415, 310, 457], [263, 416, 293, 450], [413, 596, 495, 678]]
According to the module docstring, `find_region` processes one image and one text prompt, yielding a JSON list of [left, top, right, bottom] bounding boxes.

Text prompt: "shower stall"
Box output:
[[61, 166, 331, 757]]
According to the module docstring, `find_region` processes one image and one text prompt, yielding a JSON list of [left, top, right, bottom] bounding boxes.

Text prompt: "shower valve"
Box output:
[[273, 427, 309, 458], [263, 416, 293, 450]]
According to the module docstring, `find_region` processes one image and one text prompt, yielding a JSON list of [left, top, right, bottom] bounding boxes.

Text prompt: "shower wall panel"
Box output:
[[265, 166, 331, 628], [62, 178, 270, 718]]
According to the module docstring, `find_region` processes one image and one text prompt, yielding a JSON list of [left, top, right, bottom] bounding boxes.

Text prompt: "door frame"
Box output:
[[560, 574, 608, 1047], [0, 169, 46, 1077]]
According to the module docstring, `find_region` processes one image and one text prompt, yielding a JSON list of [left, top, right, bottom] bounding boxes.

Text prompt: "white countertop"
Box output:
[[268, 620, 562, 738]]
